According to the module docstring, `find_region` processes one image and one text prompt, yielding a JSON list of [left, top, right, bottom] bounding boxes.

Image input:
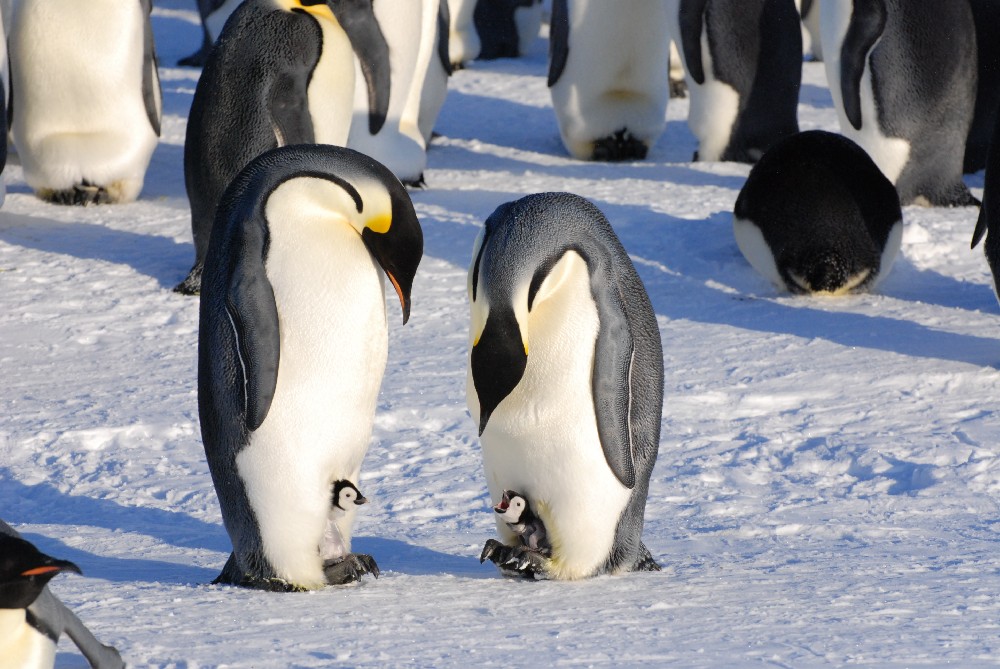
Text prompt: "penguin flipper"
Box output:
[[973, 207, 988, 249], [546, 0, 569, 88], [592, 272, 638, 491], [269, 71, 316, 147], [30, 589, 125, 669], [840, 0, 887, 131], [140, 0, 162, 136], [335, 1, 391, 135], [678, 0, 709, 85], [225, 227, 280, 432]]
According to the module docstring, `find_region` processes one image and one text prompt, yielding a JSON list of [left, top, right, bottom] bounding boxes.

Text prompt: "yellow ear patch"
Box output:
[[284, 0, 336, 23], [366, 213, 392, 234]]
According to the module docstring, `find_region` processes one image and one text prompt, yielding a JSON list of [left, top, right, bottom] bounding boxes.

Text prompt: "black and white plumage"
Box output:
[[320, 480, 378, 580], [198, 144, 422, 591], [0, 520, 123, 669], [176, 0, 392, 294], [733, 130, 903, 295], [467, 192, 662, 580], [666, 0, 802, 163], [820, 0, 978, 207], [972, 104, 1000, 304]]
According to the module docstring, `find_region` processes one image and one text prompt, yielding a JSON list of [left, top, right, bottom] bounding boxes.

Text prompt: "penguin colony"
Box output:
[[2, 0, 1000, 660]]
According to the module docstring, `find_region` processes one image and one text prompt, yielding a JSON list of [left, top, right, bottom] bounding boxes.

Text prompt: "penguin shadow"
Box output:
[[352, 536, 490, 579], [1, 477, 226, 585], [594, 204, 1000, 369], [798, 82, 835, 110], [879, 254, 996, 313], [0, 208, 191, 290], [142, 141, 188, 200]]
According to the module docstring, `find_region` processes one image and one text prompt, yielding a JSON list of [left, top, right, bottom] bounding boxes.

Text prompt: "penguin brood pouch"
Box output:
[[197, 145, 422, 591], [467, 192, 663, 580]]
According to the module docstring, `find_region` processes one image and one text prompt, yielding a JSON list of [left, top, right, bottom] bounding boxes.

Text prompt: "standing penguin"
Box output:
[[175, 0, 391, 295], [665, 0, 802, 163], [474, 0, 544, 60], [548, 0, 671, 161], [198, 144, 422, 591], [9, 0, 161, 205], [0, 520, 124, 669], [733, 130, 903, 294], [178, 0, 243, 67], [467, 192, 662, 580], [820, 0, 978, 206]]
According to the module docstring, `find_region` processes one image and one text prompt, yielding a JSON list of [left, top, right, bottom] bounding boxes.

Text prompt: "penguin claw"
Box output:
[[479, 540, 547, 579], [43, 182, 111, 206], [323, 553, 379, 585]]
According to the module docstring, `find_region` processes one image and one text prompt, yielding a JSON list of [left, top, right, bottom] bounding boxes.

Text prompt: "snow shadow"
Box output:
[[0, 211, 191, 290], [353, 536, 491, 579]]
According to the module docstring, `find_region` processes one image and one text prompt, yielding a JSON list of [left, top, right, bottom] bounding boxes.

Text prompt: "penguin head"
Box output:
[[331, 479, 368, 510], [493, 490, 529, 524], [468, 193, 607, 435], [0, 535, 81, 610]]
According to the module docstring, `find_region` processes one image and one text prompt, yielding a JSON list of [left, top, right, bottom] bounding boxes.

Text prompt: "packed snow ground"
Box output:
[[2, 2, 1000, 666]]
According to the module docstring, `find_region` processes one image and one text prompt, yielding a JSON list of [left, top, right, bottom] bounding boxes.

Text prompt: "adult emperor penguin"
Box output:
[[178, 0, 243, 67], [198, 144, 422, 591], [548, 0, 671, 161], [0, 520, 124, 669], [467, 192, 663, 580], [175, 0, 391, 295], [474, 0, 544, 60], [734, 130, 903, 295], [665, 0, 802, 163], [9, 0, 161, 205], [347, 0, 448, 186], [819, 0, 978, 206]]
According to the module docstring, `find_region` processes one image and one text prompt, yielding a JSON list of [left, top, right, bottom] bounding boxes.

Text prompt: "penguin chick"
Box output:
[[0, 522, 124, 669], [320, 480, 378, 583], [493, 490, 550, 555]]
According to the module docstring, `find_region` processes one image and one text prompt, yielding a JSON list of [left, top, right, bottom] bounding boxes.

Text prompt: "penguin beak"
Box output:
[[361, 193, 424, 324], [471, 308, 527, 436], [21, 559, 81, 579], [354, 494, 368, 506], [332, 0, 391, 135], [493, 491, 510, 513]]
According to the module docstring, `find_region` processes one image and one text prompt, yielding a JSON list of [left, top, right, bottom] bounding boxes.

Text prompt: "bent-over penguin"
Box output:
[[666, 0, 802, 163], [176, 0, 391, 295], [0, 520, 123, 669], [198, 144, 422, 591], [548, 0, 671, 161], [820, 0, 978, 206], [467, 192, 663, 580], [733, 130, 903, 295], [9, 0, 161, 205]]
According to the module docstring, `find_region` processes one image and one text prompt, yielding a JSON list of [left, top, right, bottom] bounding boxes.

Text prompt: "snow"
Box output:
[[2, 2, 1000, 666]]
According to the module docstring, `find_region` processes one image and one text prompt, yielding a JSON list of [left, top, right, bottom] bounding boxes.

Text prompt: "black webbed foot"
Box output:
[[480, 539, 548, 579], [323, 553, 380, 585], [173, 263, 203, 295], [591, 129, 648, 162], [45, 182, 112, 206]]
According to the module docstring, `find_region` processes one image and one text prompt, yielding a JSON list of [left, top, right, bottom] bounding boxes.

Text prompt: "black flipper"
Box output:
[[140, 0, 162, 136], [840, 0, 887, 131], [268, 71, 316, 147], [547, 0, 570, 87], [678, 0, 709, 85], [333, 0, 391, 135]]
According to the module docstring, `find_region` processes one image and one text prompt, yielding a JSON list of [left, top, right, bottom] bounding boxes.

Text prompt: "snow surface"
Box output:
[[2, 2, 1000, 667]]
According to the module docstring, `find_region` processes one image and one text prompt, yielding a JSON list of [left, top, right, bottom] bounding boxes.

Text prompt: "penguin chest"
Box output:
[[235, 178, 389, 586], [0, 610, 55, 669], [306, 17, 357, 146], [473, 252, 632, 579]]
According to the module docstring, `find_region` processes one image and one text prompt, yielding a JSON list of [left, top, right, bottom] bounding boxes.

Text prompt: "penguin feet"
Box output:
[[403, 174, 427, 189], [479, 539, 548, 579], [43, 182, 112, 206], [590, 129, 648, 162], [633, 542, 662, 572], [914, 183, 982, 208], [173, 263, 203, 295], [323, 553, 380, 585]]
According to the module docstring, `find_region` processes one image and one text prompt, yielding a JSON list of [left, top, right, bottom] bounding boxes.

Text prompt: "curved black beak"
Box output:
[[361, 190, 423, 324], [332, 0, 391, 135], [354, 494, 368, 506]]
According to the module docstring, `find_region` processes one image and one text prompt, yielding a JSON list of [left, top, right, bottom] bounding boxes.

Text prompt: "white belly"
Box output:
[[308, 15, 358, 147], [9, 0, 158, 201], [0, 610, 55, 669], [468, 252, 631, 579], [236, 177, 389, 589]]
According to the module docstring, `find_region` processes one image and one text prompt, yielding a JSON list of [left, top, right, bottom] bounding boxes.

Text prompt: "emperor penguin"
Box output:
[[548, 0, 671, 161], [347, 0, 449, 187], [972, 108, 1000, 304], [665, 0, 802, 163], [178, 0, 243, 67], [8, 0, 162, 205], [798, 0, 823, 60], [819, 0, 978, 207], [448, 0, 481, 68], [175, 0, 391, 295], [319, 481, 377, 577], [0, 4, 8, 208], [198, 144, 422, 591], [467, 192, 663, 580], [733, 130, 903, 295], [964, 0, 1000, 174], [0, 520, 124, 669], [474, 0, 544, 60]]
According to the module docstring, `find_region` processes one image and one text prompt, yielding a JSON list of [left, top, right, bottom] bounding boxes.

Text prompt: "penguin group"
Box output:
[[5, 0, 1000, 660]]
